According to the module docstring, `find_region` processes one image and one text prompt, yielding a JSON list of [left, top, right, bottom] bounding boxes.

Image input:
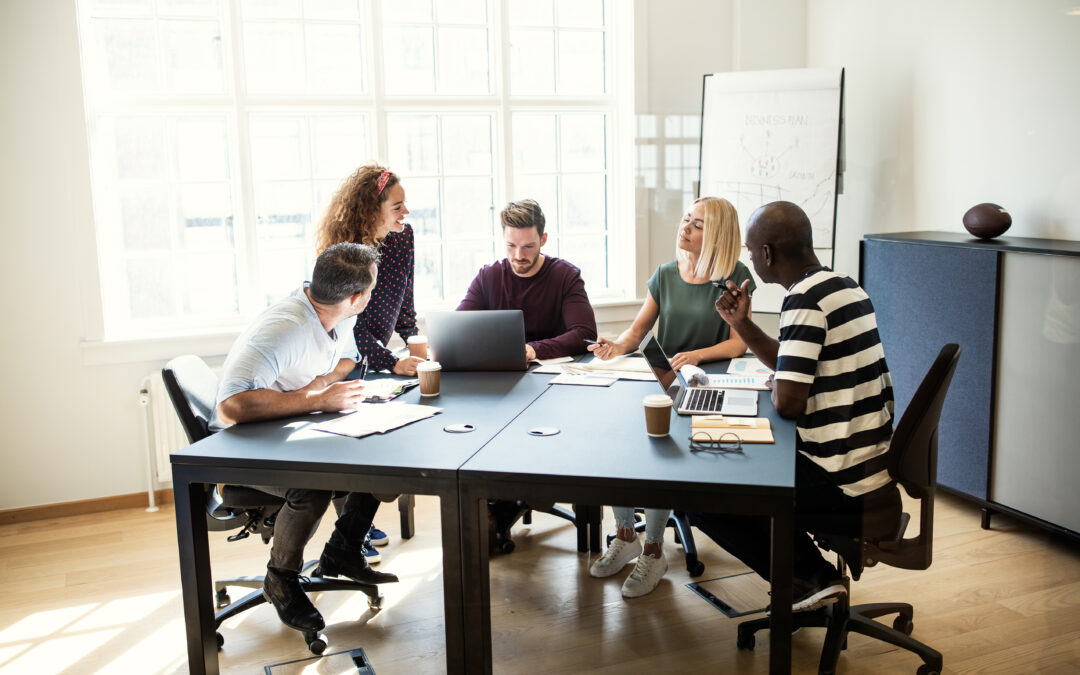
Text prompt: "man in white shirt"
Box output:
[[214, 242, 397, 635]]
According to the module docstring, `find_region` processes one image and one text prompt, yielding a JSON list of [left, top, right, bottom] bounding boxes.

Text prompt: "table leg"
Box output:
[[439, 492, 466, 674], [459, 482, 493, 675], [398, 493, 417, 539], [768, 507, 794, 674], [173, 474, 217, 675]]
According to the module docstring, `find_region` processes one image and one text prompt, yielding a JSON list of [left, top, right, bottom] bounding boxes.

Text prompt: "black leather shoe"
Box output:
[[263, 567, 325, 632], [319, 545, 399, 584]]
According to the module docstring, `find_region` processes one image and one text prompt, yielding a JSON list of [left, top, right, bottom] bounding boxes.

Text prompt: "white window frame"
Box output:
[[76, 0, 635, 353]]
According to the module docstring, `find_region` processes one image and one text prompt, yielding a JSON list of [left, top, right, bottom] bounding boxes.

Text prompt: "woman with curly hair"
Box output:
[[316, 164, 426, 379]]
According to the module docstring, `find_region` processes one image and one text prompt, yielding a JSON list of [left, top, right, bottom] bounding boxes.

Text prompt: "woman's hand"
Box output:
[[670, 350, 703, 370], [392, 356, 426, 376], [588, 337, 625, 360]]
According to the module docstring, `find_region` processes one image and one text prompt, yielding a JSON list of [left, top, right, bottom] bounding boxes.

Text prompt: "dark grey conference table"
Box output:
[[171, 369, 553, 675], [458, 376, 798, 674]]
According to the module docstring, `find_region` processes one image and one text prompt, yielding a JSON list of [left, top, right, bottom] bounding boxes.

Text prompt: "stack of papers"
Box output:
[[691, 416, 774, 444], [313, 402, 441, 438]]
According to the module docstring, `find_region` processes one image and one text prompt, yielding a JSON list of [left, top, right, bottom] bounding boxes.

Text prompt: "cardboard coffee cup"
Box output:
[[643, 394, 673, 437], [407, 335, 428, 359], [417, 360, 442, 396]]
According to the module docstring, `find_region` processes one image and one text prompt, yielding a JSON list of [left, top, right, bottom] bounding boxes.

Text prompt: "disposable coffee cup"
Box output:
[[643, 394, 673, 437], [417, 360, 442, 397], [407, 335, 428, 359]]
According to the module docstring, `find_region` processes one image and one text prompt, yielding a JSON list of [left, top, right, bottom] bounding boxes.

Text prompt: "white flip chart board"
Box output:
[[699, 68, 844, 313]]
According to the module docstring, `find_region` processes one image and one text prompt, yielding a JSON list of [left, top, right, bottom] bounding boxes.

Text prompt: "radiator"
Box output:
[[140, 371, 191, 487]]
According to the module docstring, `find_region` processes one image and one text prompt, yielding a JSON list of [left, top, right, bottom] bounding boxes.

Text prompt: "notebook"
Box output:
[[640, 334, 758, 416], [425, 310, 528, 372]]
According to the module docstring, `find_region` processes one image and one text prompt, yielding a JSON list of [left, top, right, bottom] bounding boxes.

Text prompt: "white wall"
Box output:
[[2, 0, 1076, 510], [807, 0, 1080, 276]]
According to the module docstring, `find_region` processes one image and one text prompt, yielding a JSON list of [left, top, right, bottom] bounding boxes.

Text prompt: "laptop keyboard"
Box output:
[[684, 388, 725, 413]]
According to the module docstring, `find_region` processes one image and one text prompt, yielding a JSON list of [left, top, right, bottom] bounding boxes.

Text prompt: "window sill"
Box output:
[[81, 331, 240, 367]]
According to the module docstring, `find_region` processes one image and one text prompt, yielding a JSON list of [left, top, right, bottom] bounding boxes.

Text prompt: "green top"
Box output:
[[646, 259, 757, 355]]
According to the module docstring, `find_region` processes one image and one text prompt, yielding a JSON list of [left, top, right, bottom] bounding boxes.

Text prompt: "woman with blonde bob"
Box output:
[[587, 196, 756, 598]]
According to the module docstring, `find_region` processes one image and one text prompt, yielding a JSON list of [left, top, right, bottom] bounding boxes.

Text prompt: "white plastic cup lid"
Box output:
[[643, 394, 673, 407], [417, 361, 441, 372], [407, 335, 428, 344]]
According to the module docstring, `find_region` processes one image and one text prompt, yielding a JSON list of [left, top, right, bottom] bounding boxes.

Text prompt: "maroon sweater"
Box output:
[[456, 256, 598, 360]]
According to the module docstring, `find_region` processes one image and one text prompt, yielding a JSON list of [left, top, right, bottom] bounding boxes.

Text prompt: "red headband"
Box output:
[[376, 170, 392, 195]]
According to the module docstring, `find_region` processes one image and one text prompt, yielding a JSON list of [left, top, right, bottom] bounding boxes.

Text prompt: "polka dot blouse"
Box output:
[[353, 224, 418, 372]]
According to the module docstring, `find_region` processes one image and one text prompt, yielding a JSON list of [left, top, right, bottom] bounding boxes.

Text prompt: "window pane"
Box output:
[[180, 183, 233, 248], [88, 0, 153, 14], [510, 174, 558, 232], [381, 0, 432, 23], [159, 0, 219, 17], [437, 27, 489, 94], [303, 0, 361, 20], [441, 115, 492, 174], [161, 19, 224, 93], [556, 0, 603, 28], [93, 18, 157, 92], [306, 24, 365, 94], [113, 117, 166, 179], [254, 180, 314, 243], [403, 177, 441, 238], [559, 234, 606, 290], [508, 0, 552, 26], [387, 115, 439, 174], [442, 176, 493, 236], [181, 251, 238, 314], [414, 242, 443, 305], [127, 257, 174, 318], [383, 26, 435, 94], [176, 118, 228, 181], [257, 247, 310, 305], [509, 29, 554, 95], [444, 240, 494, 303], [244, 23, 305, 93], [121, 185, 171, 249], [310, 116, 368, 179], [557, 31, 604, 94], [435, 0, 486, 24], [242, 0, 301, 19], [250, 117, 310, 181], [560, 114, 606, 172], [561, 173, 605, 232], [512, 114, 557, 173]]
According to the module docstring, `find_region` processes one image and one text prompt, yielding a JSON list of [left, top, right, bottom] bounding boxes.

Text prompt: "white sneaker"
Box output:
[[589, 537, 642, 578], [621, 551, 668, 598]]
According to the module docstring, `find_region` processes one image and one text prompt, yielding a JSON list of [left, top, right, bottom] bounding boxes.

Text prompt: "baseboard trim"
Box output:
[[0, 489, 174, 526]]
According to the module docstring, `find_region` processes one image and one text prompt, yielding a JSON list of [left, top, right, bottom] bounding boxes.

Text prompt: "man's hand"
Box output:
[[316, 379, 367, 412], [715, 279, 752, 326], [525, 344, 537, 361], [588, 337, 626, 361], [392, 356, 426, 376], [670, 350, 703, 370]]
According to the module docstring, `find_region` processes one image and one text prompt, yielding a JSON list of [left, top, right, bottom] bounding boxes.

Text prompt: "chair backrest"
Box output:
[[161, 355, 219, 444], [873, 343, 961, 571]]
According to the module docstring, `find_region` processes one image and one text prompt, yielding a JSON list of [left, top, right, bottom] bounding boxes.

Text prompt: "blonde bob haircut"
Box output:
[[675, 196, 742, 281]]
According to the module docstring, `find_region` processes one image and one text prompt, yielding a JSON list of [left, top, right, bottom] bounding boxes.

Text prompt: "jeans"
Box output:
[[612, 506, 671, 544], [253, 486, 380, 572]]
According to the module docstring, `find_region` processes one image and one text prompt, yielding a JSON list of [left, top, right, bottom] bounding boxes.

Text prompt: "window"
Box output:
[[77, 0, 631, 340]]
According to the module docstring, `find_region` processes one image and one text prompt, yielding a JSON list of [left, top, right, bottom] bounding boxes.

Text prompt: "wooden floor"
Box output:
[[1, 492, 1078, 674]]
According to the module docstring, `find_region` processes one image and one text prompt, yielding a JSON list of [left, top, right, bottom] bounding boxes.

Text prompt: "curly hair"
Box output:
[[315, 164, 400, 252]]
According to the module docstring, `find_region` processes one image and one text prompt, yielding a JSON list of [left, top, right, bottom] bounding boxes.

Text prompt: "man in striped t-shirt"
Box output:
[[689, 201, 900, 613]]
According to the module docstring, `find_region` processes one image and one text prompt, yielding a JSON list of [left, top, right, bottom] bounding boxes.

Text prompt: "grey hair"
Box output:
[[309, 242, 380, 304]]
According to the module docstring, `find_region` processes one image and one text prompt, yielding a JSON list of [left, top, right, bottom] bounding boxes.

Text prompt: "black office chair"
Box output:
[[162, 355, 383, 655], [489, 500, 602, 555], [605, 510, 706, 576], [735, 343, 961, 675]]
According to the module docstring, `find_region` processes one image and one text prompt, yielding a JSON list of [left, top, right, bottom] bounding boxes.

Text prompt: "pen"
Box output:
[[359, 355, 368, 381], [584, 338, 599, 345]]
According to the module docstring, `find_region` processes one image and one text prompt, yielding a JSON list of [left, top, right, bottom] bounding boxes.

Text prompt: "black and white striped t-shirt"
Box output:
[[775, 269, 894, 497]]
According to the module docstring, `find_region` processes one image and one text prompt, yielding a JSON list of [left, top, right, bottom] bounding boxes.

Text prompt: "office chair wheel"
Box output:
[[215, 589, 231, 608], [304, 631, 327, 655], [893, 615, 914, 635], [687, 560, 705, 577], [216, 632, 224, 649], [916, 665, 939, 675], [736, 627, 756, 650], [499, 539, 516, 555], [368, 594, 384, 610]]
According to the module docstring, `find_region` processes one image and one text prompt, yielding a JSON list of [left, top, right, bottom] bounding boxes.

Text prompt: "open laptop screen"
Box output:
[[640, 335, 680, 391]]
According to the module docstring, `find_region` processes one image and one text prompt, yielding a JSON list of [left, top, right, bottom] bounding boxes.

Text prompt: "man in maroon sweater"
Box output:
[[457, 199, 598, 360]]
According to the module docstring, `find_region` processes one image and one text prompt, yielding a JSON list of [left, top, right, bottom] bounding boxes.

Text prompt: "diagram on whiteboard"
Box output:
[[699, 70, 843, 249]]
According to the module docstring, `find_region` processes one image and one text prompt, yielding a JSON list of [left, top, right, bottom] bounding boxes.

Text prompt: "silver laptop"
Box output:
[[640, 334, 758, 416], [425, 310, 528, 372]]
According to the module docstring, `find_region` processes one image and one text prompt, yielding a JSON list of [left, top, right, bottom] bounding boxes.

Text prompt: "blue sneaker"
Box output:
[[363, 536, 381, 564], [369, 524, 389, 547]]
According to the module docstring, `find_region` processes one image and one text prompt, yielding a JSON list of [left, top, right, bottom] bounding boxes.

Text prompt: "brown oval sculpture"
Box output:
[[963, 203, 1012, 239]]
